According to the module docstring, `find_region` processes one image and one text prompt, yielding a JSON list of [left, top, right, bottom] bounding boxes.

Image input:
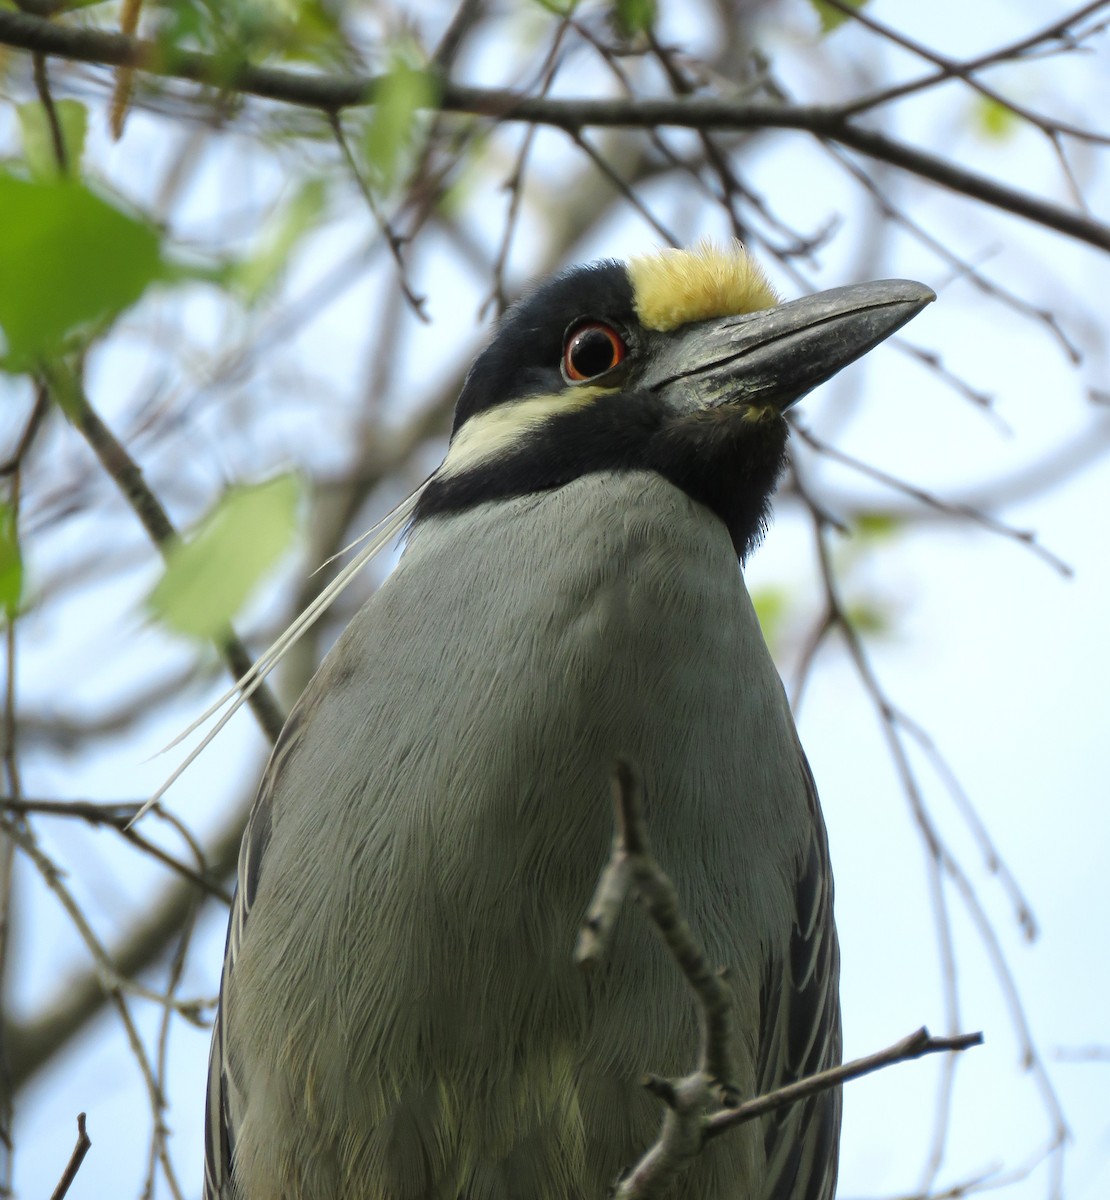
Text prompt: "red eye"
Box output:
[[563, 322, 626, 382]]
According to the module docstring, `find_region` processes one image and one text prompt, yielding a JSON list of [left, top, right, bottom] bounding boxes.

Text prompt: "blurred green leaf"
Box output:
[[0, 503, 23, 621], [846, 598, 891, 636], [613, 0, 656, 37], [854, 511, 903, 542], [974, 96, 1019, 140], [752, 585, 791, 647], [363, 50, 440, 194], [231, 178, 328, 304], [153, 0, 210, 55], [0, 173, 164, 371], [17, 100, 88, 179], [150, 475, 301, 640], [268, 0, 346, 63], [810, 0, 868, 33], [153, 0, 342, 67]]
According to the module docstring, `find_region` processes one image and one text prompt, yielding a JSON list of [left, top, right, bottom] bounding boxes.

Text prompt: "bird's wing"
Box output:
[[755, 737, 842, 1200], [203, 717, 294, 1199]]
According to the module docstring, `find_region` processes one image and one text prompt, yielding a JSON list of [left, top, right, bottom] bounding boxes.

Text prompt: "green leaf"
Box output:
[[0, 173, 165, 371], [363, 50, 440, 194], [853, 511, 902, 542], [809, 0, 869, 34], [974, 96, 1019, 141], [231, 177, 328, 304], [0, 502, 23, 620], [17, 100, 88, 179], [752, 585, 791, 647], [846, 598, 891, 636], [149, 475, 301, 639], [154, 0, 344, 65], [613, 0, 655, 37]]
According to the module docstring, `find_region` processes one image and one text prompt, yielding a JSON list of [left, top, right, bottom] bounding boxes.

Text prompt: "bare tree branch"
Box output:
[[579, 763, 982, 1200], [47, 1113, 90, 1200], [0, 11, 1107, 251], [44, 371, 286, 745]]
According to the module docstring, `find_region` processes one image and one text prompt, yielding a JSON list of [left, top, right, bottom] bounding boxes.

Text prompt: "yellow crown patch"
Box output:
[[628, 241, 780, 332]]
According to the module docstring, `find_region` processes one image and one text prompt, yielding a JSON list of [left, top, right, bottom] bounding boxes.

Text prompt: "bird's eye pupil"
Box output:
[[564, 323, 625, 381]]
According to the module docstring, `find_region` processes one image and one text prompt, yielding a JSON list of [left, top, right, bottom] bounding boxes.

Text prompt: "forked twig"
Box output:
[[578, 761, 982, 1200]]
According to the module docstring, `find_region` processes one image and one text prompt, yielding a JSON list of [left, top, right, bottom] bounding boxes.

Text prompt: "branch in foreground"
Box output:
[[575, 760, 735, 1091], [578, 761, 983, 1200], [706, 1027, 983, 1139], [0, 11, 1106, 253], [45, 370, 285, 746], [48, 1112, 91, 1200], [2, 796, 233, 902], [7, 797, 245, 1089]]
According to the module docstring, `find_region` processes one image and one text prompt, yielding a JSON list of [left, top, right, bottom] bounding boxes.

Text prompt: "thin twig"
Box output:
[[483, 12, 574, 317], [576, 762, 734, 1093], [44, 370, 286, 744], [328, 111, 429, 321], [7, 766, 252, 1090], [793, 421, 1073, 577], [823, 0, 1110, 147], [580, 763, 982, 1200], [577, 759, 735, 1077], [569, 130, 679, 246], [48, 1113, 91, 1200], [0, 11, 1107, 251], [31, 51, 68, 172], [706, 1028, 983, 1138], [109, 0, 143, 139], [792, 469, 1071, 1198], [839, 1, 1110, 126], [2, 797, 232, 902], [0, 814, 209, 1022]]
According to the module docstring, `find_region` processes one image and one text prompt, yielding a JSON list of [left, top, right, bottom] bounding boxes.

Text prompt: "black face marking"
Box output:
[[418, 388, 789, 561], [648, 407, 790, 560], [452, 262, 635, 432], [424, 258, 796, 561]]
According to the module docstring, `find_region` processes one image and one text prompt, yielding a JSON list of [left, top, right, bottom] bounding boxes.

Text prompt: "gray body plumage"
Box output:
[[206, 470, 840, 1200]]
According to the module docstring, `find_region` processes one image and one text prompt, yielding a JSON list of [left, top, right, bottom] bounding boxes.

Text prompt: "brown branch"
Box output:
[[31, 51, 69, 173], [0, 11, 1107, 252], [841, 1, 1110, 119], [482, 12, 574, 317], [821, 141, 1082, 364], [569, 130, 678, 246], [108, 0, 143, 140], [2, 797, 233, 903], [707, 1027, 982, 1138], [577, 761, 737, 1199], [792, 420, 1073, 577], [791, 470, 1071, 1189], [431, 0, 486, 71], [6, 793, 246, 1089], [0, 386, 50, 477], [48, 372, 286, 745], [4, 811, 207, 1186], [578, 763, 983, 1199], [823, 0, 1110, 146], [575, 762, 734, 1089], [0, 813, 208, 1021], [48, 1113, 91, 1200], [327, 111, 428, 322]]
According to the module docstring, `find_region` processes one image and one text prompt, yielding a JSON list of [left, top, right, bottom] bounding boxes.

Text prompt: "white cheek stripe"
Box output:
[[438, 387, 609, 478]]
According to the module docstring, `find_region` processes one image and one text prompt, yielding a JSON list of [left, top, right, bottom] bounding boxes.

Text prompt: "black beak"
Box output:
[[647, 279, 936, 413]]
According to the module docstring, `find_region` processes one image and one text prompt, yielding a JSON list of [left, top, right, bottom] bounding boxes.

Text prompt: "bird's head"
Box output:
[[417, 244, 934, 559]]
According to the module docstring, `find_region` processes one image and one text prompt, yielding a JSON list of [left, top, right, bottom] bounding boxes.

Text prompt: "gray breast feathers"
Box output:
[[205, 471, 839, 1200]]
